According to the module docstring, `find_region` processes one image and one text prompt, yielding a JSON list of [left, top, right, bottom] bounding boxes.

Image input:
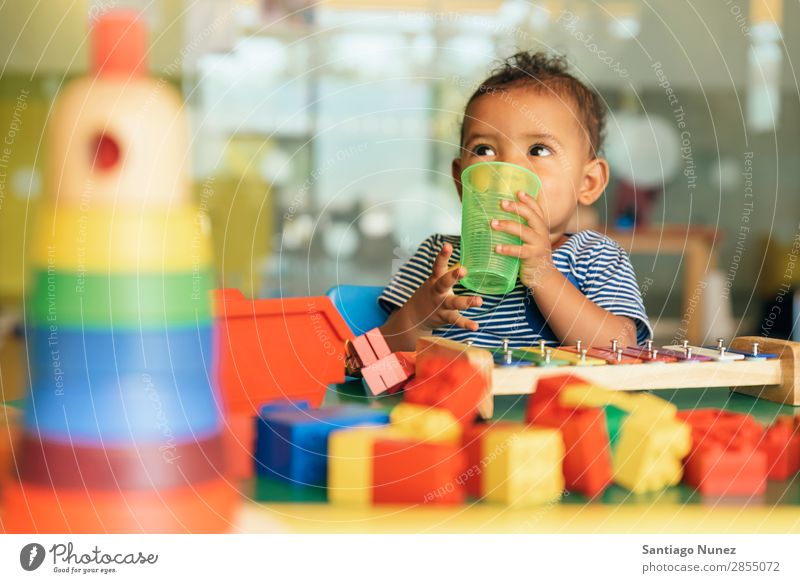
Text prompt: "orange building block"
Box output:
[[372, 438, 466, 505], [758, 417, 798, 481], [525, 375, 612, 498], [404, 356, 487, 424], [794, 415, 800, 475], [458, 422, 520, 498], [679, 409, 767, 496], [214, 290, 352, 414], [683, 440, 767, 497], [558, 407, 613, 498], [678, 409, 762, 447]]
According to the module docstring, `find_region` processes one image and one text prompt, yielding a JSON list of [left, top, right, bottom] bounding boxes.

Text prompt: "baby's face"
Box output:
[[454, 86, 600, 239]]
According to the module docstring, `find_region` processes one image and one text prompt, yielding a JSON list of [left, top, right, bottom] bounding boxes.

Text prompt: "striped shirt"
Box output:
[[379, 230, 653, 348]]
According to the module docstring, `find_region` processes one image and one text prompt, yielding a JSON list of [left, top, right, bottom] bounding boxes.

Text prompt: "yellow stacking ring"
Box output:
[[30, 203, 212, 272]]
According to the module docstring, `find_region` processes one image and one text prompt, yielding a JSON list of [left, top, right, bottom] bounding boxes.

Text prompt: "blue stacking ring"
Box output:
[[27, 325, 213, 374], [25, 368, 223, 445]]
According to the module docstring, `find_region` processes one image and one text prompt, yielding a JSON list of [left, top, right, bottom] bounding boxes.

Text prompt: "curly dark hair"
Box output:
[[460, 51, 606, 157]]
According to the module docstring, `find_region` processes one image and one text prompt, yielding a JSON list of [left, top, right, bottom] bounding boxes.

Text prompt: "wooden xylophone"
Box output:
[[415, 336, 800, 418]]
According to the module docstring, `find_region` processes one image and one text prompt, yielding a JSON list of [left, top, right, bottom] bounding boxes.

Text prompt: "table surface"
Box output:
[[236, 381, 800, 534]]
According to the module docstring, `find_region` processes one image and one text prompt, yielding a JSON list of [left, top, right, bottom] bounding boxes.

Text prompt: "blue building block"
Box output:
[[255, 405, 389, 487]]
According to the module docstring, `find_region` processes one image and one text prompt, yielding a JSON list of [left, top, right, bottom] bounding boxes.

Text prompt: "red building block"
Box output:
[[559, 407, 613, 498], [678, 409, 761, 435], [678, 409, 762, 450], [361, 352, 416, 396], [524, 375, 612, 498], [679, 409, 768, 496], [793, 416, 800, 475], [372, 438, 466, 505], [759, 417, 798, 481], [683, 439, 767, 497], [460, 423, 489, 498], [404, 357, 487, 424], [525, 374, 595, 424]]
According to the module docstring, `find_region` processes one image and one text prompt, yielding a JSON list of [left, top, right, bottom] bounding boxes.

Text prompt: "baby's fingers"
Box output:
[[444, 310, 479, 332], [443, 294, 483, 312], [433, 265, 466, 295], [431, 242, 453, 278]]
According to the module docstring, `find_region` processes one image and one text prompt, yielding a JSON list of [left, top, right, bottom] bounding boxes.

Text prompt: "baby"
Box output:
[[379, 51, 652, 351]]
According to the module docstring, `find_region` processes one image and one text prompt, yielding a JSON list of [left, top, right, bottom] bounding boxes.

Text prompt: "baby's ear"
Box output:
[[578, 157, 609, 206], [451, 158, 464, 200]]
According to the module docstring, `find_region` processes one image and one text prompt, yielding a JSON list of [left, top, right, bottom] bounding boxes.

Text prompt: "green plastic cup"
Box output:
[[460, 161, 542, 295]]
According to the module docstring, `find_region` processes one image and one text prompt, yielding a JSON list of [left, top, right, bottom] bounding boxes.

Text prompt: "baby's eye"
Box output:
[[473, 144, 496, 156], [529, 144, 552, 157]]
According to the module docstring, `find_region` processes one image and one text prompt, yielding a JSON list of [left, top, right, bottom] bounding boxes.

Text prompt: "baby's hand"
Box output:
[[491, 190, 554, 291], [403, 242, 483, 332]]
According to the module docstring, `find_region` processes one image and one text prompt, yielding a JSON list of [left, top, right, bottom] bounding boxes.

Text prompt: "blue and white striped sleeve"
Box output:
[[580, 240, 653, 344], [378, 234, 442, 313]]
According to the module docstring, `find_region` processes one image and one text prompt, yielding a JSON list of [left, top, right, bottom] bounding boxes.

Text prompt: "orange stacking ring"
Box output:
[[2, 478, 239, 533], [30, 203, 212, 272]]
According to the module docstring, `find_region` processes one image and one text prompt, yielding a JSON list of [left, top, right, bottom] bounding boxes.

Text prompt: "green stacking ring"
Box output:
[[30, 270, 214, 328]]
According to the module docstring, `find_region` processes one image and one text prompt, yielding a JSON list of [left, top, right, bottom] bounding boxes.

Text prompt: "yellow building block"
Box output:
[[390, 402, 462, 444], [562, 387, 676, 421], [327, 426, 401, 505], [560, 384, 635, 410], [623, 393, 678, 420], [612, 414, 691, 494], [482, 426, 564, 506]]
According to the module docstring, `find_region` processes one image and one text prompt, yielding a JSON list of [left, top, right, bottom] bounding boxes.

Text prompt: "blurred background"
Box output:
[[1, 0, 799, 346]]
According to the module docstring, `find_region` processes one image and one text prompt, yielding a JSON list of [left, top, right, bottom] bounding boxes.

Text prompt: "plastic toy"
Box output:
[[612, 414, 691, 494], [214, 289, 353, 414], [255, 404, 389, 487], [679, 409, 768, 496], [328, 425, 401, 505], [525, 376, 613, 498], [758, 417, 796, 481], [460, 423, 489, 498], [347, 328, 392, 370], [683, 441, 767, 497], [482, 425, 564, 505], [389, 402, 462, 444], [415, 337, 495, 417], [225, 413, 257, 481], [372, 438, 466, 505], [403, 356, 487, 424], [4, 11, 236, 533], [341, 327, 415, 396], [225, 400, 311, 482], [361, 351, 416, 396]]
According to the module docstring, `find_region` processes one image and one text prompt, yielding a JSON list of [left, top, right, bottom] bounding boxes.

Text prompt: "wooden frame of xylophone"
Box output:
[[415, 336, 800, 418]]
